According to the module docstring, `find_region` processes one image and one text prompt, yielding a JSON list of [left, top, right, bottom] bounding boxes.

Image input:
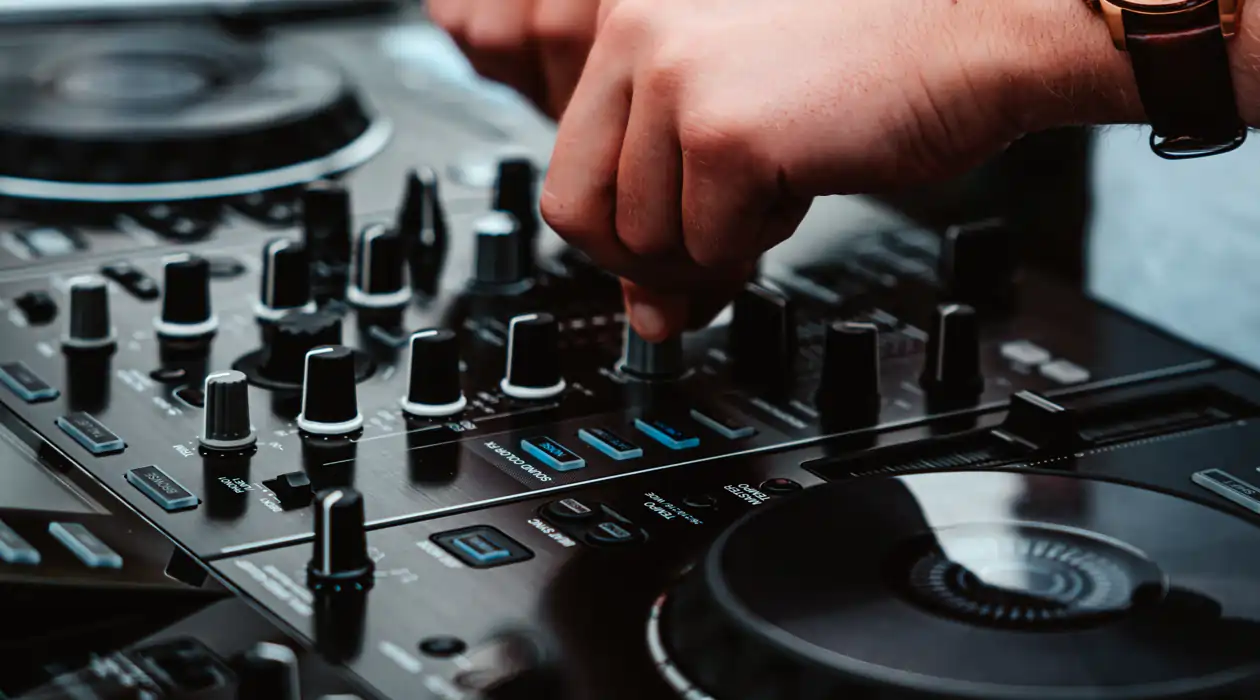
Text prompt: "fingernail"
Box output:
[[630, 301, 667, 341]]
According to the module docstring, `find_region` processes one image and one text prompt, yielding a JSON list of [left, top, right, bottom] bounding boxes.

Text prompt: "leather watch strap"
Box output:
[[1124, 0, 1247, 158]]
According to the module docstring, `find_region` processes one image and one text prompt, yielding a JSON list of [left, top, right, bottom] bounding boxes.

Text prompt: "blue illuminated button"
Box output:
[[520, 436, 586, 472], [451, 533, 511, 563], [634, 417, 700, 450], [432, 526, 533, 569], [0, 362, 59, 403], [578, 428, 643, 460], [0, 519, 39, 565], [49, 522, 123, 569], [56, 412, 125, 455], [690, 408, 757, 440]]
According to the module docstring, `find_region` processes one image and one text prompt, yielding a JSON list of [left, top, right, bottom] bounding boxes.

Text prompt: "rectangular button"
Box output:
[[49, 522, 122, 569], [0, 519, 40, 565], [56, 412, 125, 455], [690, 408, 757, 440], [1040, 359, 1091, 385], [1000, 340, 1051, 366], [127, 466, 199, 512], [433, 526, 533, 569], [520, 436, 586, 472], [0, 361, 59, 403], [635, 417, 700, 450], [452, 533, 511, 563], [578, 428, 643, 460], [1192, 469, 1260, 514]]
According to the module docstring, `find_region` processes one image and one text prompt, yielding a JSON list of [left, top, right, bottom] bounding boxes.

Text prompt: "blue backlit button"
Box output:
[[0, 519, 40, 565], [520, 436, 586, 472], [55, 412, 125, 455], [690, 408, 757, 440], [578, 427, 643, 461], [49, 522, 123, 569], [0, 362, 59, 403], [126, 466, 200, 512], [634, 417, 700, 450], [432, 526, 533, 569], [589, 520, 640, 546]]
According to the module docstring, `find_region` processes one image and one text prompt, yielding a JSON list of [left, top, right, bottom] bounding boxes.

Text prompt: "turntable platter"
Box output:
[[657, 471, 1260, 699]]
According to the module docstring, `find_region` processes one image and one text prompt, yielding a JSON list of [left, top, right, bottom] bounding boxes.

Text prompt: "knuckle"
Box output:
[[600, 1, 654, 52], [639, 47, 689, 100], [678, 108, 763, 168], [540, 187, 593, 240]]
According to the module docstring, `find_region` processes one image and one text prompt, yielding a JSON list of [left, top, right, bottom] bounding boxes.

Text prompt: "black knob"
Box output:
[[261, 310, 343, 385], [302, 179, 353, 270], [815, 321, 881, 424], [730, 282, 796, 385], [921, 303, 983, 398], [62, 274, 115, 351], [235, 642, 300, 700], [397, 167, 449, 297], [348, 224, 411, 308], [307, 487, 374, 590], [256, 238, 314, 321], [501, 313, 565, 400], [618, 326, 685, 381], [401, 329, 466, 417], [472, 211, 528, 291], [297, 346, 363, 435], [940, 219, 1016, 310], [493, 157, 539, 276], [155, 254, 217, 338], [200, 370, 256, 451]]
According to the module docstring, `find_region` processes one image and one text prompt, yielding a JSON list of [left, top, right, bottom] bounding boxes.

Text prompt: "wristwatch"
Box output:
[[1086, 0, 1247, 158]]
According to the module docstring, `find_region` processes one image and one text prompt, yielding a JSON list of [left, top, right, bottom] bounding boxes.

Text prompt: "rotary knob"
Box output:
[[921, 303, 983, 399], [397, 167, 449, 297], [348, 224, 411, 308], [297, 346, 364, 435], [618, 326, 685, 381], [493, 157, 539, 276], [260, 310, 343, 385], [730, 282, 796, 386], [256, 238, 314, 321], [62, 275, 116, 351], [815, 321, 881, 425], [302, 179, 353, 271], [940, 219, 1016, 310], [235, 643, 301, 700], [501, 313, 565, 400], [200, 370, 256, 451], [154, 254, 218, 339], [400, 329, 467, 418], [472, 211, 528, 291], [307, 487, 374, 591]]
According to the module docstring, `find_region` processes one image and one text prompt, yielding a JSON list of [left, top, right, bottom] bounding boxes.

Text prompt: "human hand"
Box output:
[[540, 0, 1154, 341], [427, 0, 600, 119]]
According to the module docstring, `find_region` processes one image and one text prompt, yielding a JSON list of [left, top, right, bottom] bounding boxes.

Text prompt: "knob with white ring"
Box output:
[[400, 329, 467, 417], [200, 370, 257, 451], [255, 238, 315, 321], [154, 253, 218, 339], [500, 312, 565, 400], [297, 345, 364, 435], [347, 223, 412, 309], [62, 274, 116, 351]]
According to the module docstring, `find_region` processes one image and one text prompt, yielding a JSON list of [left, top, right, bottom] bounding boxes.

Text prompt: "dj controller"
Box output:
[[4, 5, 1260, 700]]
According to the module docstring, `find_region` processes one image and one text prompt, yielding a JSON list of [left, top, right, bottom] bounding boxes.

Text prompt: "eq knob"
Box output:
[[200, 370, 256, 451], [235, 643, 300, 700], [62, 275, 116, 351], [297, 346, 364, 435], [501, 313, 565, 400], [302, 179, 353, 271], [731, 282, 796, 385], [618, 326, 685, 381], [940, 219, 1015, 310], [348, 224, 412, 308], [256, 238, 314, 321], [921, 303, 983, 398], [815, 322, 881, 425], [493, 157, 539, 275], [261, 310, 343, 385], [400, 329, 467, 418], [396, 167, 449, 297], [307, 487, 374, 591], [472, 211, 528, 291], [155, 254, 218, 339]]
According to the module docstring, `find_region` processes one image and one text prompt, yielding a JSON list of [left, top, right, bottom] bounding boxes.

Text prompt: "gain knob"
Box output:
[[256, 238, 314, 321], [260, 310, 343, 385], [235, 642, 300, 700], [731, 282, 797, 386], [618, 326, 685, 381], [921, 303, 983, 399], [154, 254, 218, 339], [348, 224, 412, 309], [472, 211, 530, 292], [493, 157, 539, 276], [815, 321, 881, 425], [400, 329, 467, 418], [501, 313, 565, 400], [397, 167, 449, 297], [307, 487, 374, 591], [302, 179, 353, 272], [940, 219, 1015, 310], [200, 370, 256, 451], [297, 346, 363, 435], [62, 275, 116, 351]]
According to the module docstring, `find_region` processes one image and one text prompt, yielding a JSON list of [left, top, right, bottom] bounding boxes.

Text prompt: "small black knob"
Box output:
[[397, 167, 449, 297], [261, 310, 343, 385], [921, 303, 983, 398], [472, 211, 527, 290], [307, 487, 374, 590], [501, 313, 565, 400], [401, 329, 466, 417], [200, 370, 256, 451], [493, 157, 539, 276], [155, 254, 217, 338], [235, 642, 300, 700], [256, 238, 314, 321], [297, 346, 363, 435], [62, 274, 115, 350], [618, 326, 685, 381], [940, 219, 1016, 310], [730, 282, 796, 385], [815, 321, 881, 424], [348, 224, 411, 308], [302, 179, 353, 270]]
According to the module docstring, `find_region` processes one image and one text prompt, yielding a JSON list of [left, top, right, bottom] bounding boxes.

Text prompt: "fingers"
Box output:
[[620, 281, 688, 342], [615, 61, 683, 263], [461, 0, 547, 106], [533, 0, 600, 117]]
